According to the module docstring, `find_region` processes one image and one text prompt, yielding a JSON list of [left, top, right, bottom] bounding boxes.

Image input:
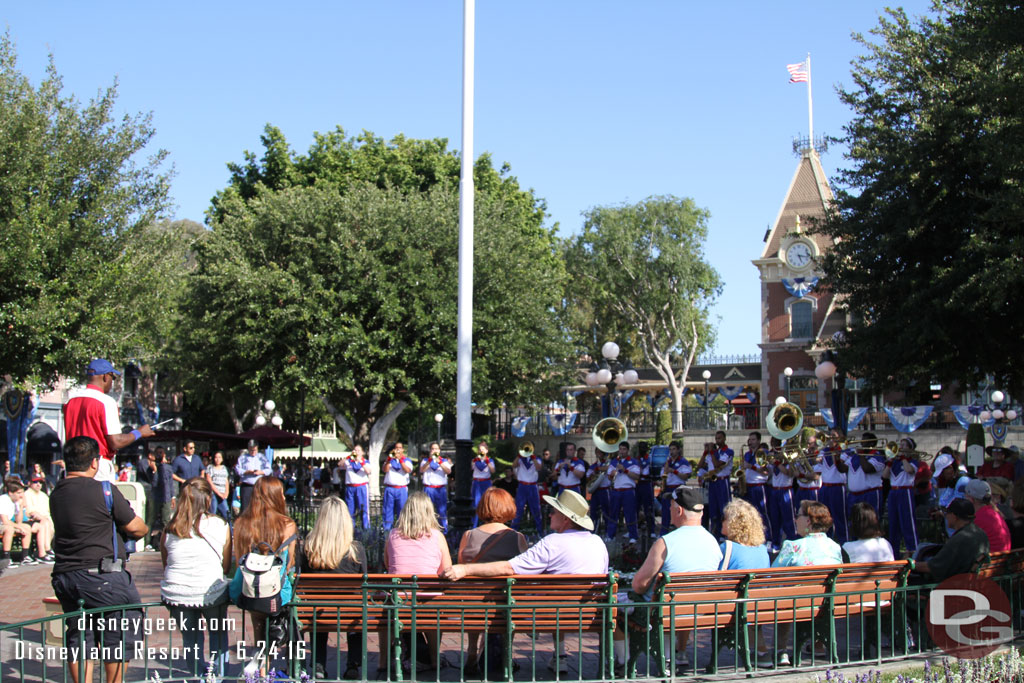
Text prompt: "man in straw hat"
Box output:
[[443, 489, 608, 675]]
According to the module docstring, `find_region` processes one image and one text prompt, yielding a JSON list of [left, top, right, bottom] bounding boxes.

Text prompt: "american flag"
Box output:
[[787, 61, 809, 83]]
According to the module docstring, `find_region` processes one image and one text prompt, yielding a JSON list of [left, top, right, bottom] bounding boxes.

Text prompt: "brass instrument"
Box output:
[[767, 402, 803, 441], [592, 417, 628, 453], [518, 441, 535, 458], [884, 441, 927, 460]]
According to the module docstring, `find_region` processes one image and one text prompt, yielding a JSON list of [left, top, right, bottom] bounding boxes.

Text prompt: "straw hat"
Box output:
[[542, 489, 594, 531]]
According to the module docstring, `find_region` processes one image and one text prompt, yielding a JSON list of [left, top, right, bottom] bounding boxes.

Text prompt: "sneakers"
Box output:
[[628, 538, 638, 545], [777, 652, 791, 666], [38, 554, 55, 564], [21, 555, 38, 566]]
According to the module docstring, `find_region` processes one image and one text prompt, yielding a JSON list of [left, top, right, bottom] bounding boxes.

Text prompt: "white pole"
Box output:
[[456, 0, 475, 442], [806, 53, 813, 150]]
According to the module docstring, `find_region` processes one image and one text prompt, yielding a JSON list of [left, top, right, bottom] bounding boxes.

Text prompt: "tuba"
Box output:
[[592, 417, 628, 453], [766, 402, 804, 441], [518, 441, 535, 458]]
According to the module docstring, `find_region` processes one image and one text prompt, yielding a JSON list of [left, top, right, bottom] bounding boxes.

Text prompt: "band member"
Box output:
[[635, 442, 656, 538], [659, 440, 692, 536], [819, 430, 850, 544], [844, 432, 885, 517], [885, 436, 920, 555], [742, 431, 771, 538], [587, 449, 612, 534], [382, 443, 414, 531], [698, 431, 733, 538], [606, 441, 640, 544], [767, 446, 797, 551], [511, 444, 543, 534], [420, 442, 452, 533], [471, 441, 496, 527], [791, 435, 823, 507], [340, 445, 372, 529], [555, 442, 586, 495]]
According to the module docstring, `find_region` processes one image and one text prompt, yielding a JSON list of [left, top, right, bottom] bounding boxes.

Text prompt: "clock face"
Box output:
[[785, 242, 813, 269]]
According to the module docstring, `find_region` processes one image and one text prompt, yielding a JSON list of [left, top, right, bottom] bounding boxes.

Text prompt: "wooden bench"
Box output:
[[290, 572, 617, 678]]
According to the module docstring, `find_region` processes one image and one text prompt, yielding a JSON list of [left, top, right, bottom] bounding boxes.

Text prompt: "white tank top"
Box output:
[[161, 515, 230, 607]]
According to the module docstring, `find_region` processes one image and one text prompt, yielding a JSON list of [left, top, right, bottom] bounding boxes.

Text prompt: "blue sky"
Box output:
[[3, 1, 934, 358]]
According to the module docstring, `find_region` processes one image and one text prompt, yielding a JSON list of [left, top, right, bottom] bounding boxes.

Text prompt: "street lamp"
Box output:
[[255, 399, 283, 428], [584, 341, 638, 418], [980, 391, 1018, 423], [702, 369, 712, 429], [434, 413, 444, 445], [784, 366, 793, 401]]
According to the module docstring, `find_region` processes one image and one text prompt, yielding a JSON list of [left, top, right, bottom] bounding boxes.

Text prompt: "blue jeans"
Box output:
[[210, 495, 230, 521], [167, 602, 230, 680]]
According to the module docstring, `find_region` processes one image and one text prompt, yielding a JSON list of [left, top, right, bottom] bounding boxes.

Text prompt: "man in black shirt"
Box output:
[[50, 436, 148, 683], [916, 499, 990, 582]]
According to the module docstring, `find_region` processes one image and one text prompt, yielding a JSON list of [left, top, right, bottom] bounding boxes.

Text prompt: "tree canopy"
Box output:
[[181, 127, 569, 470], [818, 0, 1024, 395], [0, 34, 184, 385], [564, 196, 722, 431]]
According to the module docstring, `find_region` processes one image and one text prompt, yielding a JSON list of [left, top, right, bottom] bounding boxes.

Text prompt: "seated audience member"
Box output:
[[382, 491, 452, 675], [22, 475, 55, 562], [978, 445, 1015, 481], [302, 496, 365, 680], [1007, 478, 1024, 550], [718, 498, 773, 667], [964, 479, 1010, 553], [50, 436, 149, 683], [985, 477, 1013, 521], [631, 487, 722, 673], [915, 499, 989, 581], [161, 477, 232, 680], [842, 502, 895, 563], [773, 500, 843, 567], [444, 489, 608, 675], [456, 488, 527, 676], [1, 476, 52, 567]]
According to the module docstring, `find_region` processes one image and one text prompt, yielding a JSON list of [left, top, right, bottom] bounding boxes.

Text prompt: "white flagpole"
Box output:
[[456, 0, 474, 443], [806, 53, 813, 150]]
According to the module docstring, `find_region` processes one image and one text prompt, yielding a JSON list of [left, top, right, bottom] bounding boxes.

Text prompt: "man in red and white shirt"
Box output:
[[63, 359, 154, 482]]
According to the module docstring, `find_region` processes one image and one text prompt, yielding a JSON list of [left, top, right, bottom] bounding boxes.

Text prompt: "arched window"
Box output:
[[789, 300, 813, 339]]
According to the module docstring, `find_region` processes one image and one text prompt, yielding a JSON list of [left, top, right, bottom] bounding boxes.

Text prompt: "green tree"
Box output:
[[181, 128, 569, 485], [0, 34, 180, 385], [564, 196, 722, 431], [818, 0, 1024, 394]]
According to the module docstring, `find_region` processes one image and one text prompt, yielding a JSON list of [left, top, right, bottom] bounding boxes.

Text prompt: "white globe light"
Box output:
[[596, 368, 613, 384], [623, 369, 639, 385], [271, 415, 283, 427], [264, 399, 276, 412], [991, 390, 1005, 404], [980, 410, 992, 421], [775, 396, 787, 406], [613, 372, 625, 386], [993, 409, 1005, 421], [586, 372, 599, 386], [1007, 409, 1018, 421], [255, 415, 267, 426], [434, 413, 443, 423], [784, 367, 793, 377], [601, 341, 620, 360], [815, 361, 837, 380], [702, 370, 711, 380]]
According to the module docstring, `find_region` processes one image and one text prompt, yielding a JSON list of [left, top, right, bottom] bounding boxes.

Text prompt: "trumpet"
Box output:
[[592, 417, 628, 453], [518, 441, 535, 458]]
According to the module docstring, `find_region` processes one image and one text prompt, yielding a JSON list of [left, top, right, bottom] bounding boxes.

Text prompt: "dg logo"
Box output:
[[926, 574, 1013, 659]]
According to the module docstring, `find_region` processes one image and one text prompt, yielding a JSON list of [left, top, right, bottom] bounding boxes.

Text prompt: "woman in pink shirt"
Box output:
[[381, 491, 452, 673]]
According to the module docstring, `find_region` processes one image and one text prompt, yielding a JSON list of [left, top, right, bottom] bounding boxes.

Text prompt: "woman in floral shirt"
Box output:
[[772, 500, 842, 567]]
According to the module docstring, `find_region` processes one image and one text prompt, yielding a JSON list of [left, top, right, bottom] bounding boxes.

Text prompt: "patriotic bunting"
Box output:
[[718, 386, 745, 400], [884, 406, 934, 433], [511, 416, 531, 438], [781, 277, 819, 298], [546, 412, 578, 436], [950, 405, 995, 430]]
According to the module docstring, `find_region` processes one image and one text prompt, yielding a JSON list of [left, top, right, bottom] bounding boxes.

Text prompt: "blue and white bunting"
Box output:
[[511, 416, 531, 438], [546, 412, 578, 436], [781, 277, 820, 298], [820, 408, 836, 429], [718, 386, 744, 400], [950, 405, 995, 430], [884, 406, 934, 433], [847, 407, 869, 430]]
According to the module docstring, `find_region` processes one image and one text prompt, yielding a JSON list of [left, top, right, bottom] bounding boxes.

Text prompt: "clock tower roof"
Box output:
[[758, 149, 835, 262]]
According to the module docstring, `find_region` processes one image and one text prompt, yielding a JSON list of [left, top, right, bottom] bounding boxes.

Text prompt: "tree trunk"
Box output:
[[321, 395, 409, 499]]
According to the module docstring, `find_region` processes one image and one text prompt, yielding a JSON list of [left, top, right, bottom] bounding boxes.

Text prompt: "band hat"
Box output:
[[964, 479, 991, 500], [542, 489, 594, 531], [672, 486, 705, 513], [86, 358, 121, 377]]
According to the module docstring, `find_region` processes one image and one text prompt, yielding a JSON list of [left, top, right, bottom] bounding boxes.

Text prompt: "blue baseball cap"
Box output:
[[86, 359, 121, 377]]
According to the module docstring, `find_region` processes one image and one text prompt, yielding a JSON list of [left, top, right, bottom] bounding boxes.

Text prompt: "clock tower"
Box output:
[[752, 147, 846, 416]]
